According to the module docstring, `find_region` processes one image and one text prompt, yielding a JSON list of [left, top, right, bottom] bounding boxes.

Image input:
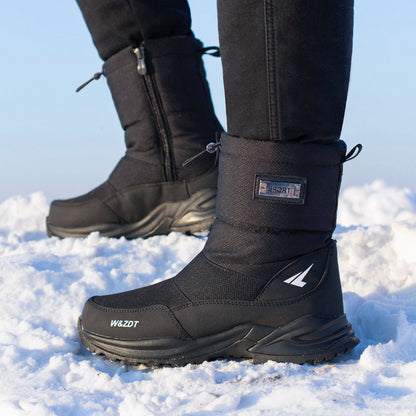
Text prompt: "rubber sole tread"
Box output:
[[78, 314, 359, 368]]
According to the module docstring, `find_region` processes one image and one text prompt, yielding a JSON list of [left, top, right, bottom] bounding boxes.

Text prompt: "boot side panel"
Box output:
[[172, 242, 344, 339]]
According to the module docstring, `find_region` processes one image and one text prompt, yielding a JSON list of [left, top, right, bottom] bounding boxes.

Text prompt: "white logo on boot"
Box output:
[[110, 319, 140, 328], [283, 264, 314, 287]]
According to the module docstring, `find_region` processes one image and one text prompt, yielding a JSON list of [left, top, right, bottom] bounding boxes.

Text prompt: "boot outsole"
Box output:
[[47, 188, 216, 239], [78, 314, 359, 367]]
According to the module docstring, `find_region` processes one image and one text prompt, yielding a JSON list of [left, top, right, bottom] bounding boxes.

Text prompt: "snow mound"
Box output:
[[0, 192, 48, 236], [338, 180, 416, 226], [0, 181, 415, 415]]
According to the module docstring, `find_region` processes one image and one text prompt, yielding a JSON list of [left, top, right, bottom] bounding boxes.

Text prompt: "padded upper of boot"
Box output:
[[89, 242, 333, 310], [81, 242, 343, 340], [81, 242, 342, 340], [92, 253, 268, 310]]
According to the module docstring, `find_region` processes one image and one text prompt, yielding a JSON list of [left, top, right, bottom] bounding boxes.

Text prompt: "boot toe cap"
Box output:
[[47, 196, 120, 230], [79, 295, 188, 341]]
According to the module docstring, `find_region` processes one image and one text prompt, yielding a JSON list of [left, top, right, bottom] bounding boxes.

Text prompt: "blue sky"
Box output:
[[0, 0, 415, 201]]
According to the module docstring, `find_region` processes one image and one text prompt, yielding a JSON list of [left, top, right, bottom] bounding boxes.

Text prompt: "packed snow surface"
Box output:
[[1, 181, 415, 415]]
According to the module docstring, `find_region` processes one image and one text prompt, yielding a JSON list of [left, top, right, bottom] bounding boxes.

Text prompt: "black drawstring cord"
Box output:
[[343, 144, 363, 162], [182, 138, 222, 167], [183, 140, 362, 166], [76, 71, 104, 93], [199, 46, 221, 57]]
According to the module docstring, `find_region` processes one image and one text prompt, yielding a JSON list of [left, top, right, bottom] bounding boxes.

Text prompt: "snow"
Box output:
[[0, 181, 415, 415]]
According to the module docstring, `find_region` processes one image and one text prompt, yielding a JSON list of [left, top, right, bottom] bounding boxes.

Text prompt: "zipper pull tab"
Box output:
[[76, 71, 104, 93], [133, 46, 147, 75], [182, 139, 222, 167]]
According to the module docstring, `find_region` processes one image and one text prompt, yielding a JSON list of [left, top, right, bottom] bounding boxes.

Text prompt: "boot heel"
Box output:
[[248, 315, 359, 364]]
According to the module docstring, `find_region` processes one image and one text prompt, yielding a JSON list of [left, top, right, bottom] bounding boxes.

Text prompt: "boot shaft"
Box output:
[[204, 133, 360, 277], [216, 133, 346, 234], [103, 35, 223, 183]]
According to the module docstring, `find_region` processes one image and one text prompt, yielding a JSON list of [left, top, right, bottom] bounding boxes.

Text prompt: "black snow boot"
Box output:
[[77, 133, 360, 366], [47, 34, 222, 239], [77, 0, 360, 366]]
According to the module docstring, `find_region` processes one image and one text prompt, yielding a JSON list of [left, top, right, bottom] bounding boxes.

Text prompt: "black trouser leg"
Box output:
[[76, 0, 191, 60], [218, 0, 353, 143], [127, 0, 191, 40]]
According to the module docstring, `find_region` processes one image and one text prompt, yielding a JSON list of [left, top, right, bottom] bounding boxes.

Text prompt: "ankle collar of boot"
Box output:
[[103, 47, 136, 76], [220, 133, 347, 166], [103, 35, 204, 75], [216, 133, 348, 233]]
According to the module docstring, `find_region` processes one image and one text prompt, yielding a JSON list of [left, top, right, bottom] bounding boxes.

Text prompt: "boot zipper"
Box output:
[[134, 46, 175, 182]]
